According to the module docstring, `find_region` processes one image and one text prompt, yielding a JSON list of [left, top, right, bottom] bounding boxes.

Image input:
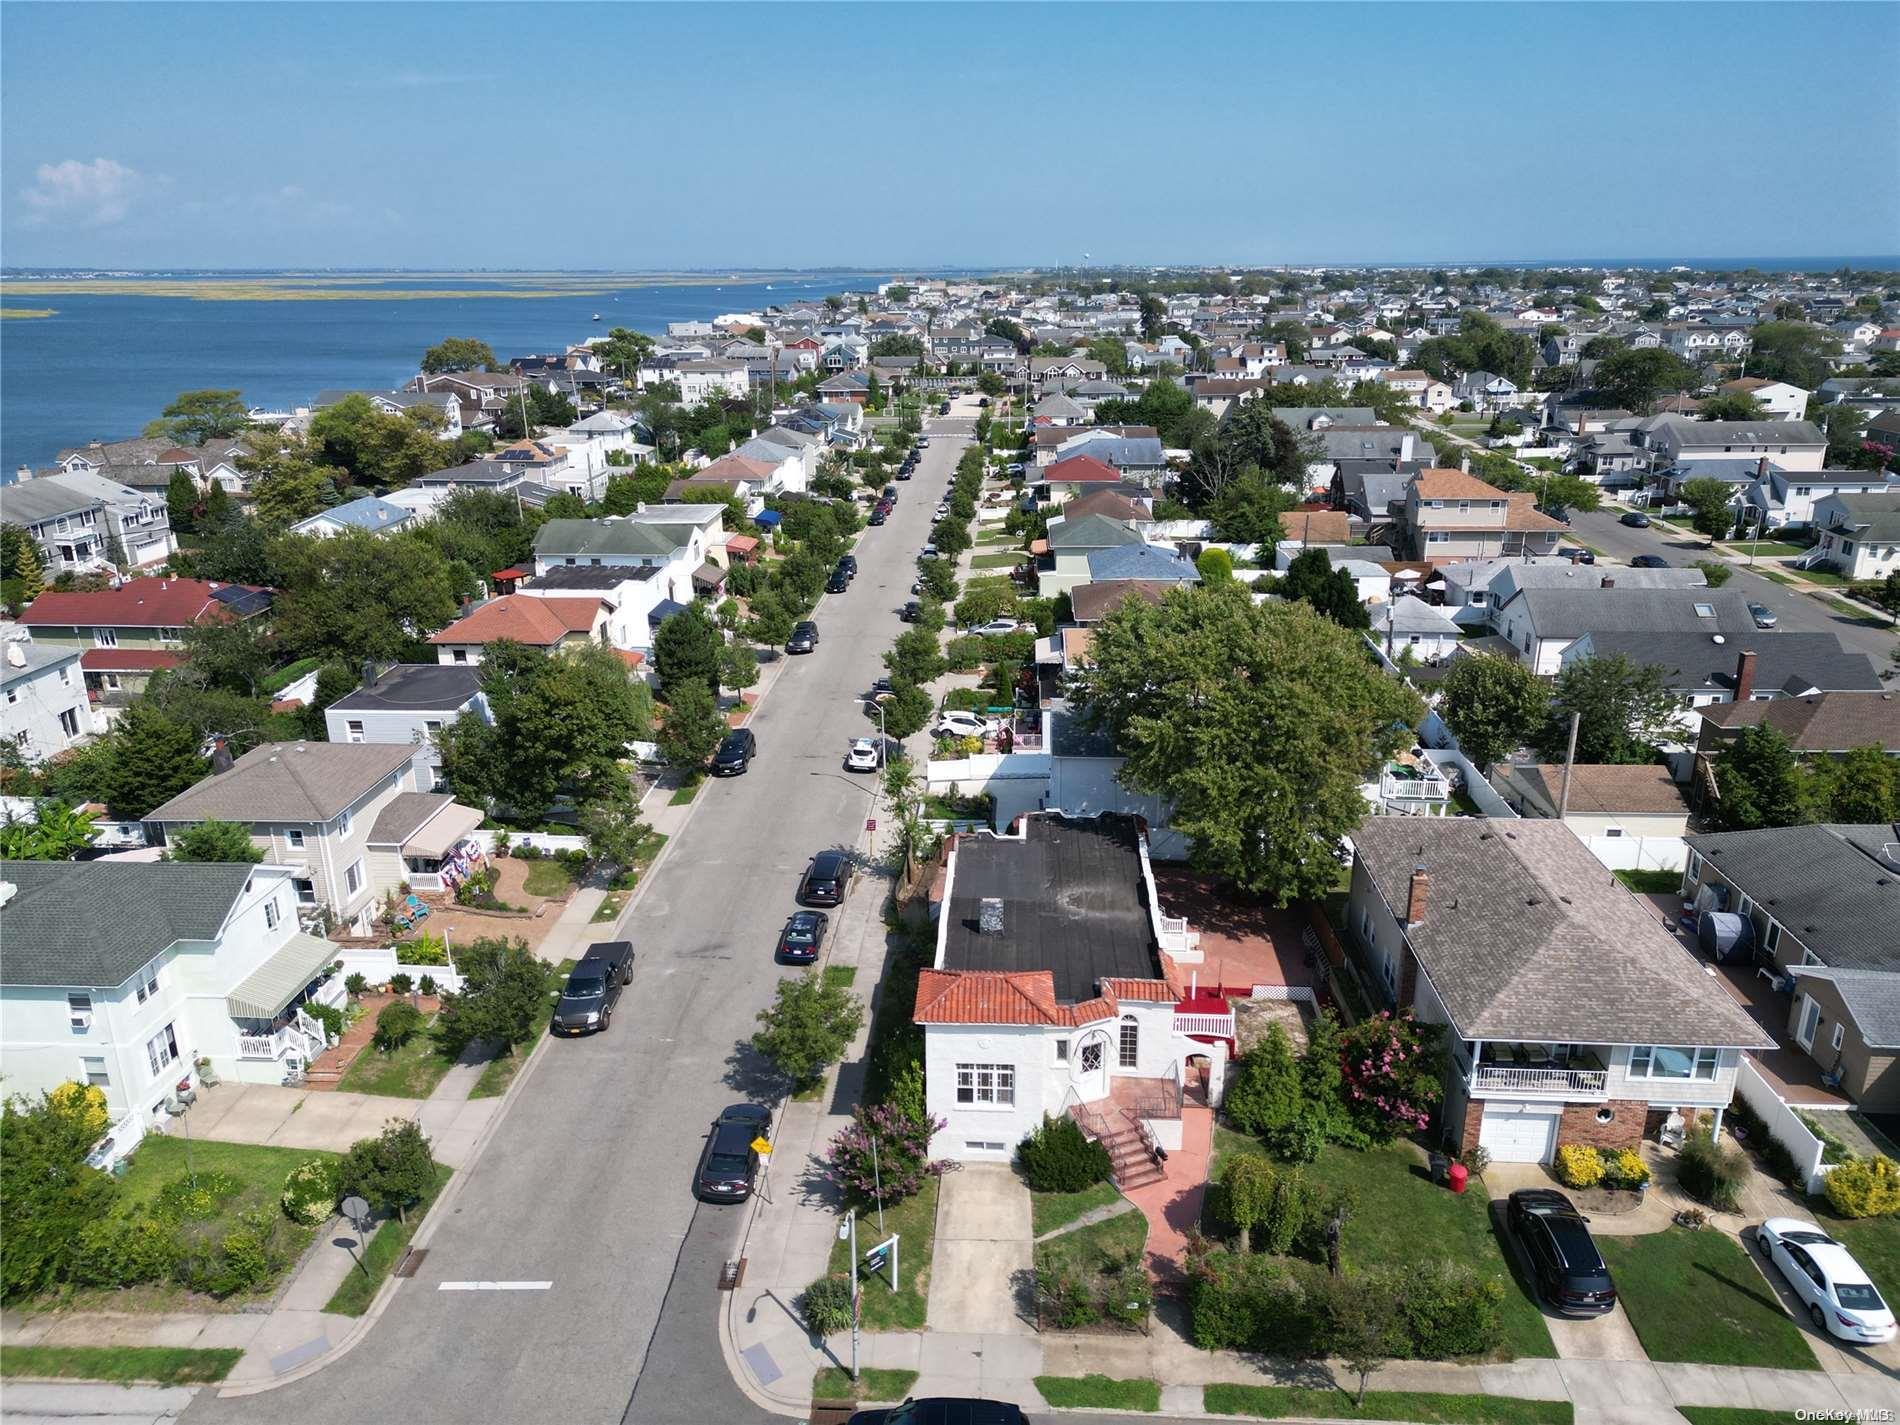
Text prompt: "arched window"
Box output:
[[1118, 1015, 1139, 1069]]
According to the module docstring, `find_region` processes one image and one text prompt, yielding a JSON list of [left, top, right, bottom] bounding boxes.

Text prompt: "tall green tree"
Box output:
[[1278, 548, 1369, 630], [165, 468, 201, 535], [1676, 478, 1739, 541], [1698, 392, 1768, 422], [1, 1088, 122, 1299], [1537, 654, 1682, 765], [1713, 725, 1809, 830], [163, 819, 265, 863], [269, 529, 462, 663], [652, 603, 723, 698], [180, 615, 274, 696], [435, 937, 552, 1058], [1811, 744, 1899, 824], [97, 703, 208, 820], [656, 680, 725, 772], [420, 338, 497, 374], [307, 395, 453, 488], [751, 971, 865, 1092], [1593, 347, 1700, 413], [1744, 322, 1839, 390], [1208, 472, 1296, 550], [1437, 654, 1550, 768], [153, 389, 249, 445], [1078, 584, 1421, 903], [594, 327, 653, 380], [0, 523, 45, 606]]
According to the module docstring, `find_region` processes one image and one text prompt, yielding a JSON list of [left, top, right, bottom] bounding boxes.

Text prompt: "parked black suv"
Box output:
[[797, 850, 854, 906], [551, 941, 634, 1036], [1508, 1188, 1617, 1316], [848, 1400, 1030, 1425], [786, 621, 819, 653], [837, 554, 859, 579], [899, 600, 921, 622], [711, 728, 756, 776], [826, 569, 850, 594], [693, 1103, 772, 1202]]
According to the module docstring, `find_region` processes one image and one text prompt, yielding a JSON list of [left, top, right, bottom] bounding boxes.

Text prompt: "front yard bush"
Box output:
[[393, 933, 449, 966], [1602, 1148, 1649, 1189], [1677, 1129, 1747, 1212], [153, 1171, 243, 1221], [69, 1216, 181, 1289], [798, 1274, 854, 1334], [280, 1159, 340, 1226], [1018, 1115, 1111, 1193], [373, 999, 423, 1053], [826, 1101, 944, 1206], [1823, 1155, 1900, 1218], [1033, 1210, 1151, 1330], [1554, 1144, 1604, 1189], [1214, 1153, 1354, 1257], [944, 635, 987, 671]]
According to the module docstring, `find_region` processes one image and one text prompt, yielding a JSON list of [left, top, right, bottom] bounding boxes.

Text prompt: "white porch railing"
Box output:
[[238, 1026, 312, 1061], [1174, 1012, 1236, 1041], [1379, 770, 1451, 803], [1158, 914, 1202, 961], [1471, 1064, 1609, 1098]]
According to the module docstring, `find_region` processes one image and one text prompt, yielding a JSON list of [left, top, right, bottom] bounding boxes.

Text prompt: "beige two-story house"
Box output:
[[1399, 468, 1565, 560]]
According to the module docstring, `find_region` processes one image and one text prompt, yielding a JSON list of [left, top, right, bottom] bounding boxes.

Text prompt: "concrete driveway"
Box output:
[[1743, 1225, 1900, 1379], [927, 1163, 1034, 1333], [185, 1083, 498, 1168]]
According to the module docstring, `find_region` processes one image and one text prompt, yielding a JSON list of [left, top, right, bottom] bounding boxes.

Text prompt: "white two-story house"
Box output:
[[0, 859, 347, 1122], [1347, 818, 1771, 1164], [324, 663, 489, 791], [915, 813, 1230, 1169], [1, 637, 94, 762], [1811, 492, 1900, 579]]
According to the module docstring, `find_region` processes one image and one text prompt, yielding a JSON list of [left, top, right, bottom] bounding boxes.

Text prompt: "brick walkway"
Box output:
[[1118, 1102, 1213, 1287]]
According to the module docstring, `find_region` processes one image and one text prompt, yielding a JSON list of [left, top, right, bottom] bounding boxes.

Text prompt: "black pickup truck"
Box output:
[[551, 941, 634, 1035]]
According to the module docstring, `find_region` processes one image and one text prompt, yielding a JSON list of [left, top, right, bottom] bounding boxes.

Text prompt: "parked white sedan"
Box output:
[[969, 618, 1026, 638], [930, 710, 996, 740], [1756, 1217, 1897, 1343]]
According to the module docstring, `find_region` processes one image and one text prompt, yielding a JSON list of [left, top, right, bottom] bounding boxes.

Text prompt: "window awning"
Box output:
[[648, 598, 689, 626], [403, 802, 484, 860], [227, 932, 341, 1020]]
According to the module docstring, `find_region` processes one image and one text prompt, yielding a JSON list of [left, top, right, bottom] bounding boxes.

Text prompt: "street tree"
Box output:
[[577, 779, 649, 875], [1538, 654, 1683, 765], [436, 938, 551, 1059], [420, 338, 496, 374], [1437, 654, 1550, 768], [751, 970, 865, 1092], [1533, 473, 1601, 521], [653, 603, 723, 698], [337, 1119, 437, 1224], [1871, 570, 1900, 626], [1713, 725, 1809, 830], [718, 640, 759, 695], [1676, 478, 1739, 541], [154, 389, 250, 445], [884, 627, 947, 686], [878, 678, 934, 740], [656, 680, 726, 772], [745, 588, 798, 649], [163, 820, 265, 863], [1078, 584, 1421, 903]]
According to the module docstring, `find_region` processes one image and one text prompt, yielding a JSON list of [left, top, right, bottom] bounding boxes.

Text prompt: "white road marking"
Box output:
[[437, 1281, 552, 1291]]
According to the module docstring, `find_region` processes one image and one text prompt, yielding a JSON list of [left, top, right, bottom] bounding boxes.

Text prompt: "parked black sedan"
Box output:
[[848, 1400, 1030, 1425], [1630, 554, 1670, 569], [776, 910, 829, 964], [693, 1103, 772, 1202], [1619, 511, 1652, 528], [1508, 1188, 1617, 1316], [710, 728, 756, 776]]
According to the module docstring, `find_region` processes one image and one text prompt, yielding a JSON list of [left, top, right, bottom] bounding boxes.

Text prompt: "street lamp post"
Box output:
[[838, 1210, 860, 1381]]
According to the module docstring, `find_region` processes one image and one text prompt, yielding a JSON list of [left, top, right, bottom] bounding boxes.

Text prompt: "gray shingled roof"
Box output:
[[1512, 588, 1757, 640], [1685, 823, 1900, 970], [532, 517, 681, 559], [0, 860, 254, 987], [1788, 967, 1900, 1049], [1352, 818, 1772, 1047], [146, 741, 416, 824], [1583, 631, 1881, 697]]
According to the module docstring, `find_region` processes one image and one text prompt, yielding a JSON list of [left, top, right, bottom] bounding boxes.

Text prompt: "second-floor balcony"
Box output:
[[1465, 1042, 1609, 1099]]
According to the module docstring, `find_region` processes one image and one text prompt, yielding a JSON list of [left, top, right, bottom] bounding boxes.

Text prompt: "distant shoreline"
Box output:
[[0, 308, 57, 319]]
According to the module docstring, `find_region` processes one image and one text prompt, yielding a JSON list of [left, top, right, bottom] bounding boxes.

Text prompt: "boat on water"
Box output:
[[591, 312, 601, 321]]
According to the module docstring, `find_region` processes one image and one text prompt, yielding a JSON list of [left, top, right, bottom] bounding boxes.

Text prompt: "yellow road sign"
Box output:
[[751, 1137, 773, 1155]]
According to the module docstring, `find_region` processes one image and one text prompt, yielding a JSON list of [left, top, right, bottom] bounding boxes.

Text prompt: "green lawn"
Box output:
[[669, 775, 702, 805], [1308, 1142, 1555, 1361], [1596, 1228, 1817, 1369], [1, 1345, 243, 1385], [336, 1017, 456, 1098], [1614, 869, 1682, 895], [1725, 541, 1807, 558], [469, 958, 573, 1099], [1794, 566, 1851, 586], [811, 1367, 919, 1404], [1035, 1374, 1160, 1411], [822, 965, 857, 989], [1676, 1411, 1805, 1425], [1818, 1210, 1900, 1307], [1033, 1201, 1147, 1280], [324, 1162, 453, 1315], [521, 858, 577, 898], [1031, 1180, 1124, 1237], [591, 890, 628, 923], [825, 1175, 938, 1329], [970, 551, 1027, 569], [1204, 1384, 1571, 1424]]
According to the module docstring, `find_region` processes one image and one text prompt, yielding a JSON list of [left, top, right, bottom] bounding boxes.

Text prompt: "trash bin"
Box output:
[[1447, 1162, 1469, 1194]]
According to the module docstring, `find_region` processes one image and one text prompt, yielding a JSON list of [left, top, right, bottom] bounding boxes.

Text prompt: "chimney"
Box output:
[[361, 660, 378, 689], [1735, 649, 1758, 703], [1460, 453, 1470, 474], [1406, 863, 1430, 925], [979, 897, 1005, 935], [1757, 455, 1768, 480], [1600, 574, 1615, 588], [210, 738, 235, 774]]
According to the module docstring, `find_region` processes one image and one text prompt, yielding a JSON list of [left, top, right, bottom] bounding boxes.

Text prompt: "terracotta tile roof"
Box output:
[[79, 648, 184, 673], [20, 578, 268, 629], [1066, 997, 1119, 1025], [1099, 977, 1175, 1002], [613, 648, 647, 669], [915, 969, 1064, 1025], [1412, 467, 1509, 500], [427, 594, 603, 646], [1045, 454, 1122, 485], [724, 534, 760, 553]]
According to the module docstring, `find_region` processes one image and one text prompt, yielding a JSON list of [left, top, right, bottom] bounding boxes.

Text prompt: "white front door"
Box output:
[[1072, 1029, 1110, 1103], [1795, 995, 1821, 1052], [1478, 1105, 1561, 1164]]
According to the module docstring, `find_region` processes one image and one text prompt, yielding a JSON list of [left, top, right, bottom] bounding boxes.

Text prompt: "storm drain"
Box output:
[[395, 1247, 428, 1278]]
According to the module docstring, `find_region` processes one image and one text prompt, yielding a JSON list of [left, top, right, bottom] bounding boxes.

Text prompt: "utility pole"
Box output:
[[839, 1209, 860, 1381], [1556, 711, 1581, 819]]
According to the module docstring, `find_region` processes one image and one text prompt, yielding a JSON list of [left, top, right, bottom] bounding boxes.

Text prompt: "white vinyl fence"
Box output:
[[1737, 1058, 1839, 1196], [1580, 834, 1688, 873], [334, 945, 465, 993]]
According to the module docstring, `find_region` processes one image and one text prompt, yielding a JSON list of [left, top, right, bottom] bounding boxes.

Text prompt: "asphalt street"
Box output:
[[182, 418, 972, 1425], [1564, 506, 1898, 675]]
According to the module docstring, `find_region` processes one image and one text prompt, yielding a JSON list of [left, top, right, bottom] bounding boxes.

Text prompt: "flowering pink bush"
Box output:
[[1337, 1010, 1442, 1142], [825, 1101, 947, 1206]]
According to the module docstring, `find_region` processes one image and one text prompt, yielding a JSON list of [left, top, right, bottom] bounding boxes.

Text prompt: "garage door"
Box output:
[[1479, 1106, 1560, 1163]]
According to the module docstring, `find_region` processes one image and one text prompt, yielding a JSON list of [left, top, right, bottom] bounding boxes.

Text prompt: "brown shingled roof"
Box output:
[[1699, 691, 1900, 752]]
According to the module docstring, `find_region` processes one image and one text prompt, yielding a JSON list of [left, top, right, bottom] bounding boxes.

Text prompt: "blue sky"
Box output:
[[4, 1, 1896, 269]]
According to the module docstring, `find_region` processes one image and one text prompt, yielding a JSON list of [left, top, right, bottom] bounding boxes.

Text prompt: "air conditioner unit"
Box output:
[[69, 1012, 92, 1032]]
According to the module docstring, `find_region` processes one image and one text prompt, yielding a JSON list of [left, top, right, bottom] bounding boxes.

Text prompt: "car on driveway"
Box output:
[[776, 910, 828, 964], [1756, 1218, 1897, 1344], [970, 618, 1024, 637], [1631, 554, 1670, 569], [1620, 511, 1652, 528], [1748, 601, 1778, 628], [693, 1103, 771, 1202], [1508, 1188, 1617, 1317], [845, 737, 883, 772], [931, 709, 996, 739], [1560, 546, 1596, 564], [710, 728, 756, 776], [798, 850, 855, 906], [847, 1399, 1029, 1425], [786, 621, 819, 653]]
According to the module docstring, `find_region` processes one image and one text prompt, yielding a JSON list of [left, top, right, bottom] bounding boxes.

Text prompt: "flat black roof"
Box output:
[[528, 564, 660, 590], [942, 814, 1158, 1003], [329, 663, 483, 713]]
